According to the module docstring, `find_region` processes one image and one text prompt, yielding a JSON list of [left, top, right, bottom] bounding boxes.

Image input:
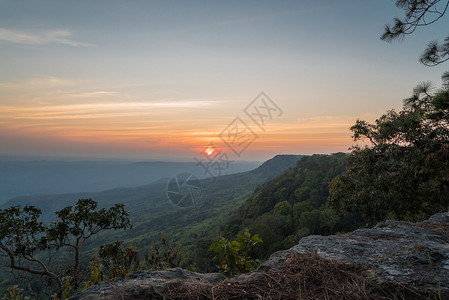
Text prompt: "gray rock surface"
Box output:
[[71, 213, 449, 299], [70, 268, 224, 300], [293, 212, 449, 294]]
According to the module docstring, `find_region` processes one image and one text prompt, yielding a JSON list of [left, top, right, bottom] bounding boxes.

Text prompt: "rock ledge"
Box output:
[[71, 213, 449, 299]]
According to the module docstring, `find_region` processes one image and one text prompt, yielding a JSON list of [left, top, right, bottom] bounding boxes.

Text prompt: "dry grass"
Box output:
[[160, 252, 440, 300]]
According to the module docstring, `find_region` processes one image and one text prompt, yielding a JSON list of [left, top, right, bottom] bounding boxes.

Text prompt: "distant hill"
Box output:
[[0, 159, 261, 204]]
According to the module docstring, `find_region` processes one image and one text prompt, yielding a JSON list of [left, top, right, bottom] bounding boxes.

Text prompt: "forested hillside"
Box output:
[[220, 153, 363, 258]]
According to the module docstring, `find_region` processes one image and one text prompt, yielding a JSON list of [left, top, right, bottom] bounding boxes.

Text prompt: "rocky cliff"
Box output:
[[71, 213, 449, 299]]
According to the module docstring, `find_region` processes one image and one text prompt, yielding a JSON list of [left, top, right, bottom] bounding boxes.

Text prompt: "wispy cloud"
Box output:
[[0, 28, 90, 46], [0, 76, 74, 89], [65, 91, 120, 98], [0, 100, 221, 115]]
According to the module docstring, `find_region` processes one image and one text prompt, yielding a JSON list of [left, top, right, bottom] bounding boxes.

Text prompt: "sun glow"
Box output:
[[205, 147, 215, 156]]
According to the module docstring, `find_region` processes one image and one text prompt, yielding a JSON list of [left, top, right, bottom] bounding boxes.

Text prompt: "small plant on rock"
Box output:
[[210, 230, 262, 277], [144, 232, 181, 270]]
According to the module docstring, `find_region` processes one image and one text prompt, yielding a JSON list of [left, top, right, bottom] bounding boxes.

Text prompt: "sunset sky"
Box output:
[[0, 0, 447, 161]]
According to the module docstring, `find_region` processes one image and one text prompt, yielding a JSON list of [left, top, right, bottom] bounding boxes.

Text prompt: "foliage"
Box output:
[[84, 232, 181, 290], [0, 199, 131, 299], [190, 238, 216, 272], [1, 286, 28, 300], [209, 230, 262, 277], [381, 0, 449, 84], [329, 85, 449, 225], [273, 200, 292, 216], [144, 232, 181, 270], [84, 256, 103, 289], [84, 241, 139, 289]]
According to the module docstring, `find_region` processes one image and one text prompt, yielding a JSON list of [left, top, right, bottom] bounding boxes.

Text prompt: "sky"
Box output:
[[0, 0, 448, 162]]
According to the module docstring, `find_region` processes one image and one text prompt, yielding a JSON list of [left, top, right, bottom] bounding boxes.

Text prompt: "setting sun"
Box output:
[[205, 148, 215, 156]]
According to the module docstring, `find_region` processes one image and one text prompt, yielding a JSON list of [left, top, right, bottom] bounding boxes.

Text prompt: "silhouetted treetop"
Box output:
[[382, 0, 449, 84]]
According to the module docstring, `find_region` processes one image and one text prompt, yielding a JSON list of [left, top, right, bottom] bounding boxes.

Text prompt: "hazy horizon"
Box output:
[[0, 152, 278, 163], [0, 157, 272, 203]]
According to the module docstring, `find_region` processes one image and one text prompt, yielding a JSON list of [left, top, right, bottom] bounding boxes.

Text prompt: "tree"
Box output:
[[382, 0, 449, 84], [273, 200, 292, 216], [0, 199, 131, 299], [47, 199, 131, 291], [299, 210, 320, 235], [330, 1, 449, 224], [319, 208, 339, 235], [329, 84, 449, 224], [0, 205, 61, 297]]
